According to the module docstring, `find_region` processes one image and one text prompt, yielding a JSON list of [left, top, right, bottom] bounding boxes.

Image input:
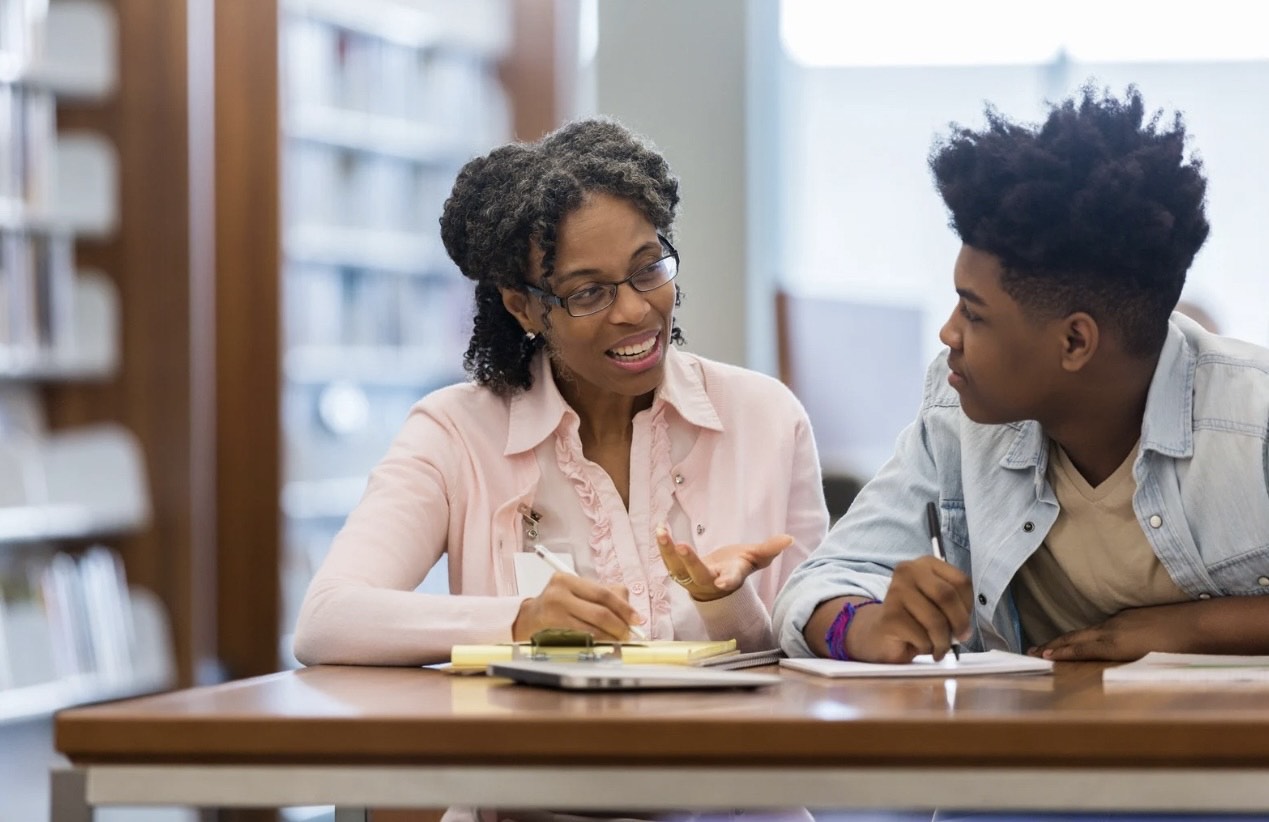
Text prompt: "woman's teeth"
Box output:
[[609, 336, 656, 358]]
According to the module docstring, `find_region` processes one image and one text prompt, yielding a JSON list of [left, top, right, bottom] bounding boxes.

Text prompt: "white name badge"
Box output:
[[513, 550, 575, 596]]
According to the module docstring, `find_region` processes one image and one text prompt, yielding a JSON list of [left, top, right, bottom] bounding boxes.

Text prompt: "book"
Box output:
[[449, 638, 738, 674], [1103, 652, 1269, 685], [779, 649, 1053, 678]]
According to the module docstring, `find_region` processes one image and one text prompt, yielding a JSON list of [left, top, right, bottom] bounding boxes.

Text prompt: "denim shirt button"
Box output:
[[1198, 592, 1212, 600], [1148, 514, 1163, 528], [1257, 576, 1269, 587], [1022, 522, 1034, 533]]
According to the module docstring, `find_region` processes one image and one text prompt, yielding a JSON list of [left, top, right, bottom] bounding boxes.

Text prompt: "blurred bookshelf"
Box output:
[[0, 1, 177, 819], [276, 0, 515, 665], [0, 0, 173, 721]]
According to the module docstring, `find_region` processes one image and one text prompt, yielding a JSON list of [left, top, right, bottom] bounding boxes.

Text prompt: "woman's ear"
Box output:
[[500, 286, 534, 334], [1059, 312, 1100, 373]]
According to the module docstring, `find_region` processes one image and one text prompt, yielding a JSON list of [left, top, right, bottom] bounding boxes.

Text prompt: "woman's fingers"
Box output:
[[534, 574, 642, 640], [656, 525, 691, 583]]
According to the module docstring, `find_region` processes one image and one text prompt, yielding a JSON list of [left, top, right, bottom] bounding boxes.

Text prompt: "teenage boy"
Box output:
[[775, 85, 1269, 664]]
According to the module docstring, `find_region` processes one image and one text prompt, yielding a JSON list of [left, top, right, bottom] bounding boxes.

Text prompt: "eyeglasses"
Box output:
[[524, 235, 679, 318]]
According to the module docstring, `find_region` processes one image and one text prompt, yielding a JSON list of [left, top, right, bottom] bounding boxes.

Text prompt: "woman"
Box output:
[[292, 118, 828, 668]]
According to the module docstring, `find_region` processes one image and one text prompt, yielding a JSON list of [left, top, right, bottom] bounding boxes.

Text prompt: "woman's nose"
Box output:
[[607, 281, 651, 323]]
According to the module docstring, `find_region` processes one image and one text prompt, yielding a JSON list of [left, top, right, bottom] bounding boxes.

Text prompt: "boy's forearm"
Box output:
[[1193, 596, 1269, 654], [803, 597, 847, 657]]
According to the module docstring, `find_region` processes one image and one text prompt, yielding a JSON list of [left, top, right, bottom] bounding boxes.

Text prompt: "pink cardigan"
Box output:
[[293, 347, 828, 666]]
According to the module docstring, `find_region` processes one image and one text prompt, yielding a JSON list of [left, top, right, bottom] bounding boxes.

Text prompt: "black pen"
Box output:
[[925, 501, 962, 661]]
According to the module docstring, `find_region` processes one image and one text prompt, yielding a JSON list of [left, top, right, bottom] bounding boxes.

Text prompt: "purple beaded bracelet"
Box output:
[[825, 599, 882, 661]]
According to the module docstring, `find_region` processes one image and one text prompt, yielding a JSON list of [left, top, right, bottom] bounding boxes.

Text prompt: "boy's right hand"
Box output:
[[512, 573, 645, 642], [847, 556, 974, 663]]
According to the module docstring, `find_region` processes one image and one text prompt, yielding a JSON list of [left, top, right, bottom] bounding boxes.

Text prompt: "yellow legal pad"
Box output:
[[449, 639, 738, 674]]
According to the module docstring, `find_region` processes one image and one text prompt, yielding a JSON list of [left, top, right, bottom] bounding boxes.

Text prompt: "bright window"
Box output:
[[772, 1, 1269, 479]]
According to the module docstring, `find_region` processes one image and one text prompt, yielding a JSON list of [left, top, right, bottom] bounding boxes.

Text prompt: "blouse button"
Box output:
[[630, 581, 646, 595], [673, 473, 685, 485], [1197, 592, 1212, 600], [1148, 514, 1163, 528], [696, 524, 705, 535], [1258, 576, 1269, 587], [977, 593, 987, 605], [1022, 522, 1034, 533]]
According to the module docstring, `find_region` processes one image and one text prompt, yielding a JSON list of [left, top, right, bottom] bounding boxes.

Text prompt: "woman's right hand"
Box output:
[[511, 573, 645, 641]]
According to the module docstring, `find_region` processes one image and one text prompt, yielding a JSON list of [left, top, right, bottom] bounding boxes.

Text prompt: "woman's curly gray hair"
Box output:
[[440, 118, 683, 396]]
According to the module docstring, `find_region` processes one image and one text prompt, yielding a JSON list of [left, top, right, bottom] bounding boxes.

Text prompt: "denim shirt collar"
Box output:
[[996, 318, 1195, 483], [1139, 319, 1196, 459]]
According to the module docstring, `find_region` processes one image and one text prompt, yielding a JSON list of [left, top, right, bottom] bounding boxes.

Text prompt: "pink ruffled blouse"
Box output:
[[293, 347, 829, 666]]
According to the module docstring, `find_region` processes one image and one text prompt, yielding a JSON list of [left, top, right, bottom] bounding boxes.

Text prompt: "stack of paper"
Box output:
[[1103, 652, 1269, 685], [450, 639, 737, 674], [779, 649, 1053, 678]]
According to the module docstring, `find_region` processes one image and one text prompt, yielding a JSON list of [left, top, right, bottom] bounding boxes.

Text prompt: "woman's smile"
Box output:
[[606, 329, 663, 372]]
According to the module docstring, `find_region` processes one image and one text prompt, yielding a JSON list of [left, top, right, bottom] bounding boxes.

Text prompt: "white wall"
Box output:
[[593, 0, 752, 367]]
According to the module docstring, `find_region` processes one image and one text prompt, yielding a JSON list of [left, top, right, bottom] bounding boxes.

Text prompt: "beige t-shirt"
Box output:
[[1014, 440, 1188, 647]]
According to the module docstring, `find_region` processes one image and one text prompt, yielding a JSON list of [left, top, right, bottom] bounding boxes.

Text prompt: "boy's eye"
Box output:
[[959, 303, 980, 322]]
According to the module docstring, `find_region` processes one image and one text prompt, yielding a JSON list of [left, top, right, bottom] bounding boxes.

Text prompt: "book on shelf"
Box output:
[[2, 545, 137, 688], [39, 551, 89, 677], [79, 544, 134, 680], [0, 589, 12, 689], [1103, 652, 1269, 686]]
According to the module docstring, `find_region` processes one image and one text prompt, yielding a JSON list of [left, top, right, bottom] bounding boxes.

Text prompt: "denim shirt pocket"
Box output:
[[939, 497, 970, 568], [1205, 548, 1269, 596], [1177, 424, 1269, 596]]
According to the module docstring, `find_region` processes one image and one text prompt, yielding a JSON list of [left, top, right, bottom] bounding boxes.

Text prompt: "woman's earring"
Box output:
[[525, 330, 538, 342]]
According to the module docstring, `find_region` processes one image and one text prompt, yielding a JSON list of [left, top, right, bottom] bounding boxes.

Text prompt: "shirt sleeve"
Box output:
[[292, 403, 524, 667], [772, 358, 949, 658], [693, 396, 829, 652]]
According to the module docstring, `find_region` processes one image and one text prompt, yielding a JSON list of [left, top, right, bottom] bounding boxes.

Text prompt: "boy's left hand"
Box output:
[[1029, 601, 1202, 661]]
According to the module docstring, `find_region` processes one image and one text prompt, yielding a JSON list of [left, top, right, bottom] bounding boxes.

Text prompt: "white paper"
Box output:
[[1103, 652, 1269, 684], [779, 649, 1053, 678], [513, 550, 573, 597]]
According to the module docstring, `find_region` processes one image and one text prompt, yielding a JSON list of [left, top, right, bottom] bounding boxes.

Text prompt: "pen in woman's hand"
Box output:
[[924, 501, 961, 661], [532, 544, 649, 640]]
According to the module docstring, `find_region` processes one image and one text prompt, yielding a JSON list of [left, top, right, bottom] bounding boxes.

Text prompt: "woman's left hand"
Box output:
[[655, 523, 792, 602]]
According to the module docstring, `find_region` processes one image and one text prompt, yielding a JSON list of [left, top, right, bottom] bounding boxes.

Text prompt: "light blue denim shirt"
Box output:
[[775, 314, 1269, 657]]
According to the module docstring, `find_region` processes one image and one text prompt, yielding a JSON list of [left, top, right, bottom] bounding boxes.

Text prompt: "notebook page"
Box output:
[[1103, 652, 1269, 684], [779, 649, 1053, 678]]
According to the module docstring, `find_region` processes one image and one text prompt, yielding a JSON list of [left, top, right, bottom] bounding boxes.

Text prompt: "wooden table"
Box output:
[[52, 662, 1269, 820]]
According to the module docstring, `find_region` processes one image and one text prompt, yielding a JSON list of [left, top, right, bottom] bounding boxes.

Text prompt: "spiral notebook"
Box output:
[[1103, 652, 1269, 685]]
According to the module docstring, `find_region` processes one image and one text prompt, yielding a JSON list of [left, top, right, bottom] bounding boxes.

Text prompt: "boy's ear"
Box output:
[[500, 286, 534, 333], [1059, 312, 1099, 372]]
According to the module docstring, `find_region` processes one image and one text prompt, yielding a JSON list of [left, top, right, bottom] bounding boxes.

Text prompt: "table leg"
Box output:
[[334, 809, 368, 822], [49, 768, 92, 822]]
